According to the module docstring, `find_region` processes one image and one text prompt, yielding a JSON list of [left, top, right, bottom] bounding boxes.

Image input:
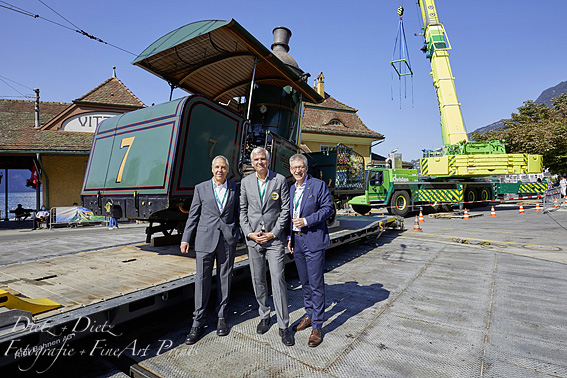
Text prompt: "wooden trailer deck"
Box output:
[[0, 214, 397, 367]]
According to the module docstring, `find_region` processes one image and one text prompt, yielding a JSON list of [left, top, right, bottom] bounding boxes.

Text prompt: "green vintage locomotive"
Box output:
[[82, 20, 324, 241]]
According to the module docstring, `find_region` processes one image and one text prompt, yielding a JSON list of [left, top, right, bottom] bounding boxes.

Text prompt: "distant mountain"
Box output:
[[472, 120, 504, 135], [471, 80, 567, 136], [535, 80, 567, 108]]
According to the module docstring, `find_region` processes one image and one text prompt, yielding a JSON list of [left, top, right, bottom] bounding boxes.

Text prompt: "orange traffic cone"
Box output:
[[554, 198, 559, 208], [490, 206, 497, 217], [463, 208, 470, 220], [518, 205, 525, 214], [419, 210, 425, 223], [413, 216, 422, 232], [535, 202, 541, 212]]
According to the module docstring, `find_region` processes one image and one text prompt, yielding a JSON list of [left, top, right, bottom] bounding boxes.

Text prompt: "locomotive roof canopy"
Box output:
[[132, 19, 323, 105]]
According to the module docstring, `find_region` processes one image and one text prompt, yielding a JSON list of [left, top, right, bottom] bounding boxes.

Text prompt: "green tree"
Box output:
[[471, 93, 567, 174]]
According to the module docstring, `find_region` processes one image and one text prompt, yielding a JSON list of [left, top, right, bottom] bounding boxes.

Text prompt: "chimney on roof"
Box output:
[[34, 88, 40, 128], [315, 72, 325, 97]]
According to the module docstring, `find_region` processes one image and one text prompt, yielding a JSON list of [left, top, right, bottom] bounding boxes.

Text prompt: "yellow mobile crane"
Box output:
[[347, 1, 546, 216], [416, 0, 542, 177]]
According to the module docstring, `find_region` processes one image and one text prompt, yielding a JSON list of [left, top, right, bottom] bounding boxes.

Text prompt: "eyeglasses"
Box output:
[[290, 166, 306, 172]]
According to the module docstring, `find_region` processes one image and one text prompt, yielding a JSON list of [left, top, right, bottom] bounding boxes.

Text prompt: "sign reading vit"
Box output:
[[62, 112, 120, 132]]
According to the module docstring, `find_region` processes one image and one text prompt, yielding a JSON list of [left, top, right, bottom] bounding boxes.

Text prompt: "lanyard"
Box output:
[[293, 187, 304, 217], [212, 181, 228, 211], [257, 178, 267, 204]]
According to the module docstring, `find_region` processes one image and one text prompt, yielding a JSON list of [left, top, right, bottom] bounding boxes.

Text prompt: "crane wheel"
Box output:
[[479, 187, 492, 202], [390, 191, 411, 217], [465, 188, 477, 203]]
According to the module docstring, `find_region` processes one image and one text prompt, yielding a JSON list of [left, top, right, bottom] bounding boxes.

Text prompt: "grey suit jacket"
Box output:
[[182, 179, 240, 253], [239, 170, 290, 247]]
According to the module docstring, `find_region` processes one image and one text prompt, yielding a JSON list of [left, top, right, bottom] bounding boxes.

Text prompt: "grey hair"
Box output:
[[289, 153, 308, 167], [211, 155, 229, 168], [251, 147, 270, 161]]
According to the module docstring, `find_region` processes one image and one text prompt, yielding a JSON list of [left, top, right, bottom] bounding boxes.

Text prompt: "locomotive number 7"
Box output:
[[116, 136, 135, 183]]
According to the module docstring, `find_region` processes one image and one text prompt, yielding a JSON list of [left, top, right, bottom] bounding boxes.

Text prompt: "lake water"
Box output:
[[0, 192, 43, 220]]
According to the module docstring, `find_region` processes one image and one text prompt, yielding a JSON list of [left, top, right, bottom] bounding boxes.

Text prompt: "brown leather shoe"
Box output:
[[293, 317, 312, 332], [308, 328, 322, 347]]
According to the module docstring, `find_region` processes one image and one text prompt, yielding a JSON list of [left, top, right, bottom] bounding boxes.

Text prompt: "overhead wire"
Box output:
[[0, 1, 136, 56], [0, 75, 34, 98]]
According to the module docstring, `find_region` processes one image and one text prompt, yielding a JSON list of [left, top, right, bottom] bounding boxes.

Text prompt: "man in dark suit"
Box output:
[[240, 147, 293, 346], [287, 153, 334, 347], [181, 155, 240, 345]]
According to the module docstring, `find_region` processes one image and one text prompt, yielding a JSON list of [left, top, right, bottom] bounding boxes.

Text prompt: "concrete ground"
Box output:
[[1, 203, 566, 377]]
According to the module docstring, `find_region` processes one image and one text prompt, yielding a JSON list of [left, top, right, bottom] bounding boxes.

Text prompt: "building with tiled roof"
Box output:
[[301, 73, 384, 166], [0, 73, 145, 213]]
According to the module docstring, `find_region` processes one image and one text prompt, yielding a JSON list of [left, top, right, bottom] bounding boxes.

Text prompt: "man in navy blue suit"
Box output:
[[287, 153, 334, 347]]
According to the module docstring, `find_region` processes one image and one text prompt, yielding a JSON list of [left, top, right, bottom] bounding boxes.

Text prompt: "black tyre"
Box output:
[[465, 188, 477, 203], [351, 204, 372, 215], [479, 187, 492, 202], [390, 191, 411, 217]]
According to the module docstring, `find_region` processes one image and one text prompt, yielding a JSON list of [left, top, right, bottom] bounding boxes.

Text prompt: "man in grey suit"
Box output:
[[240, 147, 293, 346], [181, 155, 240, 345]]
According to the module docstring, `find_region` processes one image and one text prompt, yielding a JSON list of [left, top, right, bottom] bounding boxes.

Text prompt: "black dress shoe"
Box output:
[[217, 318, 229, 336], [256, 318, 271, 334], [279, 328, 294, 346], [185, 326, 204, 345]]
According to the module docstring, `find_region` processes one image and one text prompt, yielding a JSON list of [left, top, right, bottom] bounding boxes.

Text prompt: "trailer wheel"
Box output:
[[351, 204, 371, 215], [390, 191, 411, 217], [479, 187, 492, 202]]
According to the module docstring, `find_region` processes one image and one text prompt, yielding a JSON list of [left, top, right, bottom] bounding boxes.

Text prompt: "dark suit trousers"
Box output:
[[193, 236, 236, 327], [293, 233, 325, 329]]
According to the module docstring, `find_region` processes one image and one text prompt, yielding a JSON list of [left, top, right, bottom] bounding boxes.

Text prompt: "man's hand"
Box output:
[[292, 218, 306, 229], [180, 242, 190, 254], [250, 231, 274, 244], [287, 240, 293, 254]]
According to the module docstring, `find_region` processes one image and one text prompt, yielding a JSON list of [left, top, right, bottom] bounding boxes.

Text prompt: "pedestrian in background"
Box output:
[[287, 153, 334, 347], [181, 155, 240, 345], [560, 175, 567, 198]]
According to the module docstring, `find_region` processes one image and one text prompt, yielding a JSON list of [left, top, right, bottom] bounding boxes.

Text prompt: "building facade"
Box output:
[[0, 75, 145, 212], [301, 73, 384, 166]]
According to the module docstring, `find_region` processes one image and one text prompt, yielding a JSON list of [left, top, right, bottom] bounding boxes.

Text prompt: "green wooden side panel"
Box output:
[[171, 98, 244, 195], [104, 125, 173, 189], [82, 97, 186, 195]]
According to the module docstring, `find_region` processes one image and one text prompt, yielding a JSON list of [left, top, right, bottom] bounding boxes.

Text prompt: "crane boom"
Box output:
[[418, 0, 468, 146], [414, 0, 542, 177]]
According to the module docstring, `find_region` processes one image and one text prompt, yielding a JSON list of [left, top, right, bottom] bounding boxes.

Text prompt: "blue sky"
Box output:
[[2, 0, 566, 161]]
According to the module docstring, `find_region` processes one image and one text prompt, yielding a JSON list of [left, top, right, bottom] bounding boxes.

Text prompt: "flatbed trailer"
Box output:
[[0, 214, 397, 368]]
